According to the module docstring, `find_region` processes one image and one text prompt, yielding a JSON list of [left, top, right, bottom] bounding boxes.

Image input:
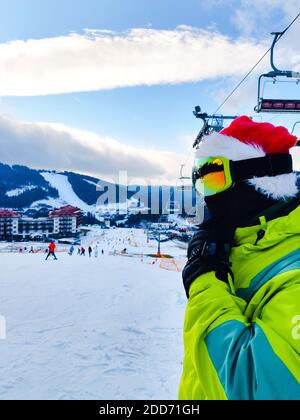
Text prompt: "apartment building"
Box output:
[[0, 205, 82, 240]]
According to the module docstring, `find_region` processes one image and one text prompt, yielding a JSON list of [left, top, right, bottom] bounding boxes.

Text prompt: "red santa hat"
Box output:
[[196, 116, 298, 199]]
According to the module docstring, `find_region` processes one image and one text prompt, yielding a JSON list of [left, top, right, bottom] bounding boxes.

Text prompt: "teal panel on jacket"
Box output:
[[237, 248, 300, 302], [205, 320, 300, 400]]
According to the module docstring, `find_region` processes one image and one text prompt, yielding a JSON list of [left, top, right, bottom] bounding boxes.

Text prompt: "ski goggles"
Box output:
[[192, 154, 293, 197]]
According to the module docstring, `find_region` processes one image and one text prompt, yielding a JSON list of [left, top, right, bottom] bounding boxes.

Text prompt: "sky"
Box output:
[[1, 0, 300, 184]]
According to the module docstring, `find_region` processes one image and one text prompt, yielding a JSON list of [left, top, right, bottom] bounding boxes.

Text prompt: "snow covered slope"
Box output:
[[0, 229, 186, 400], [40, 172, 95, 213], [5, 185, 36, 197], [0, 162, 196, 217]]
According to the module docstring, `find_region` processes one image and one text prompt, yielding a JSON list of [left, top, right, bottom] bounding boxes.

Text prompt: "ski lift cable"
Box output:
[[267, 114, 281, 124], [212, 11, 300, 116]]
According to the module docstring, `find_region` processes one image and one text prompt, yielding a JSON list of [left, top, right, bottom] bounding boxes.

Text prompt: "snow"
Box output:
[[31, 197, 66, 209], [6, 185, 36, 197], [39, 172, 148, 215], [84, 179, 99, 187], [41, 172, 95, 213], [96, 199, 148, 216], [0, 228, 186, 400]]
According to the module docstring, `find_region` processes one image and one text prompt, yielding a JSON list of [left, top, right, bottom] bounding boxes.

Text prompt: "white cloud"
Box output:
[[232, 0, 300, 37], [0, 26, 267, 96], [0, 114, 185, 185]]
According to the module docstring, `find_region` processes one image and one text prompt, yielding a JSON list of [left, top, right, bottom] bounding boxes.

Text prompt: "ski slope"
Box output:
[[5, 185, 36, 197], [41, 172, 94, 213], [0, 229, 186, 400]]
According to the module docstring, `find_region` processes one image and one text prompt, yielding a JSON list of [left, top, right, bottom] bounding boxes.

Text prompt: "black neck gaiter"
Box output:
[[204, 181, 280, 243]]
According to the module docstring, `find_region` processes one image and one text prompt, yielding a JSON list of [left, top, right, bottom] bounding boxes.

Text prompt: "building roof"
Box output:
[[49, 205, 82, 218], [0, 209, 20, 218]]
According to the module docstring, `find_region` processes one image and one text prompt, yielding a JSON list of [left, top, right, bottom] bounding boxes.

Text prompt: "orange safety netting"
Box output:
[[159, 258, 186, 272]]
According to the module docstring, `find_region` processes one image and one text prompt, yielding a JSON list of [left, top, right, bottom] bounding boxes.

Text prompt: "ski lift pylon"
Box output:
[[193, 106, 238, 148], [255, 32, 300, 113]]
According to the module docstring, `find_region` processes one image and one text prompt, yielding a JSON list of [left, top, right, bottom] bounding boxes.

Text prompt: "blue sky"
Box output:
[[0, 0, 237, 41], [0, 0, 236, 152], [0, 0, 300, 183]]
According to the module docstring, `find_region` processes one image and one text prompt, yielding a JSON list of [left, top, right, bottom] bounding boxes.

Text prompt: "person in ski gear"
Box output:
[[94, 245, 99, 258], [80, 247, 85, 256], [179, 116, 300, 400], [69, 245, 75, 256], [45, 242, 58, 261], [88, 246, 92, 257]]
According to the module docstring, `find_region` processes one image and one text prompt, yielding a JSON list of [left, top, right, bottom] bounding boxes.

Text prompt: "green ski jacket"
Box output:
[[179, 203, 300, 400]]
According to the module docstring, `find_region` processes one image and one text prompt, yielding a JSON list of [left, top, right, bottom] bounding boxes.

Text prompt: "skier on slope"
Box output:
[[179, 116, 300, 400], [45, 241, 58, 261], [88, 246, 92, 258], [94, 245, 99, 258]]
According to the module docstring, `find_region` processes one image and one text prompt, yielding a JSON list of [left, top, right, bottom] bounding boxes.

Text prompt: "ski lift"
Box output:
[[165, 200, 180, 214], [175, 164, 194, 218], [161, 186, 180, 216], [291, 121, 300, 146], [255, 32, 300, 113], [176, 164, 193, 192], [292, 121, 300, 135], [193, 106, 238, 148]]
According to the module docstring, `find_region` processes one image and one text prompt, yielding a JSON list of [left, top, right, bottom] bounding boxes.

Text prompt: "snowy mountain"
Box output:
[[0, 163, 194, 215], [0, 163, 59, 209], [2, 162, 297, 216], [0, 162, 129, 213]]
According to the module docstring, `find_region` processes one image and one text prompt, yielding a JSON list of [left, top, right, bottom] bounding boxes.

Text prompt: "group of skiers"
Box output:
[[44, 242, 105, 260]]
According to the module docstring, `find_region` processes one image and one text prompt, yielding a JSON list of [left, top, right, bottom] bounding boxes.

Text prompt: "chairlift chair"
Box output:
[[255, 32, 300, 113], [291, 121, 300, 146], [160, 184, 181, 215], [165, 200, 180, 214], [292, 121, 300, 135], [176, 164, 193, 192]]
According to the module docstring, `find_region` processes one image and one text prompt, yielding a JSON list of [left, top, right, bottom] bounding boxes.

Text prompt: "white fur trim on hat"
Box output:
[[195, 131, 265, 161], [196, 131, 298, 199]]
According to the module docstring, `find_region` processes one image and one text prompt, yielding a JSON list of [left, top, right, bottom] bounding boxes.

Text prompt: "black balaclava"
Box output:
[[204, 180, 280, 242], [198, 115, 299, 243]]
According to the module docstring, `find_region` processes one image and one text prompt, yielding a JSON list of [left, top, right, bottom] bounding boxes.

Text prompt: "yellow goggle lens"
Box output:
[[193, 157, 232, 197]]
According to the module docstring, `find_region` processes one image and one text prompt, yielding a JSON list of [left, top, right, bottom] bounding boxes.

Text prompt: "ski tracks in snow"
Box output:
[[0, 250, 185, 400]]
